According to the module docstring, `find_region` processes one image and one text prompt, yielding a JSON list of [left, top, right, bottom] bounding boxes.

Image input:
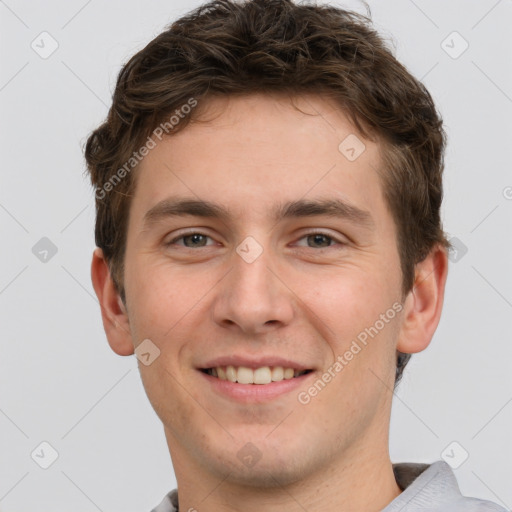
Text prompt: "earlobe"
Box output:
[[396, 245, 449, 355], [90, 247, 134, 356]]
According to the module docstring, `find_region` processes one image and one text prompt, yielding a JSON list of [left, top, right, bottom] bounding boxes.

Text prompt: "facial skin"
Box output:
[[91, 93, 448, 512]]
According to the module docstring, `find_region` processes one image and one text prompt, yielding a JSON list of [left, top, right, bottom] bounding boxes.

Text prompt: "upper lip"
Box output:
[[199, 356, 313, 371]]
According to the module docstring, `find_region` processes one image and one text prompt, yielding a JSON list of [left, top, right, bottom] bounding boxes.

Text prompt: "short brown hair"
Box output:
[[84, 0, 450, 385]]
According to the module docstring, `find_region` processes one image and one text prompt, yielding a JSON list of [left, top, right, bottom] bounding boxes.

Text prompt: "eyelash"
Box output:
[[166, 230, 345, 249]]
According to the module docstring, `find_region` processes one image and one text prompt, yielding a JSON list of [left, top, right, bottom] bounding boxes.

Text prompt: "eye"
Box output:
[[164, 230, 346, 250], [294, 231, 345, 249], [166, 232, 215, 248]]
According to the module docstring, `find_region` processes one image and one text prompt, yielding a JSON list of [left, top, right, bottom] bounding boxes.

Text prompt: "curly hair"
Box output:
[[84, 0, 450, 386]]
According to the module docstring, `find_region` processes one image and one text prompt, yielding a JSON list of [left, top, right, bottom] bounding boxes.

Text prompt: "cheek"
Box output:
[[126, 257, 217, 343], [138, 356, 205, 446], [125, 260, 217, 393], [299, 264, 400, 341], [127, 265, 206, 426], [293, 258, 403, 394], [296, 266, 400, 427]]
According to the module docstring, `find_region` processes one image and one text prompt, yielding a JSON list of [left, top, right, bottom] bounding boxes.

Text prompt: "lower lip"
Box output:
[[199, 371, 314, 403]]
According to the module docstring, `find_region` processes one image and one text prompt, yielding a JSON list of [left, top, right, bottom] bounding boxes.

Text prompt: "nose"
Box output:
[[211, 243, 295, 335]]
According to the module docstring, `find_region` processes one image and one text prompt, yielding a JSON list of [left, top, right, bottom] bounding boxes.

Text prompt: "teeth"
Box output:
[[271, 366, 284, 381], [210, 365, 308, 384], [226, 365, 237, 383], [283, 368, 294, 379], [237, 366, 254, 384], [254, 367, 272, 384]]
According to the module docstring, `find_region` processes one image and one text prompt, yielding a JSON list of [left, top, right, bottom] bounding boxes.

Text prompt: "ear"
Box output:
[[90, 247, 134, 356], [396, 244, 449, 354]]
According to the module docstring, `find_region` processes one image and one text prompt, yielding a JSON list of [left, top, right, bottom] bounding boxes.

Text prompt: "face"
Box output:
[[119, 93, 408, 485]]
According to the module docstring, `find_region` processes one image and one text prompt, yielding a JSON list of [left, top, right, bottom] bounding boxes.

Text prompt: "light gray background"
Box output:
[[1, 0, 511, 510]]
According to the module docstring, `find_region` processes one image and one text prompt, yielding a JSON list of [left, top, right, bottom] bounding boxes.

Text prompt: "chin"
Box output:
[[197, 434, 319, 489], [217, 452, 311, 489]]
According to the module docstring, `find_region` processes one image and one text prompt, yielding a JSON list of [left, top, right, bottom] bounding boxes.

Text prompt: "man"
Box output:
[[86, 0, 506, 510]]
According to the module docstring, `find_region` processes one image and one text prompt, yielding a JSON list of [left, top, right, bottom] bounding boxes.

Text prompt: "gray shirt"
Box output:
[[151, 461, 507, 511]]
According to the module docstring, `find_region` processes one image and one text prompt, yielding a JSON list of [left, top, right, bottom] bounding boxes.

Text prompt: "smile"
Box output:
[[201, 366, 312, 385]]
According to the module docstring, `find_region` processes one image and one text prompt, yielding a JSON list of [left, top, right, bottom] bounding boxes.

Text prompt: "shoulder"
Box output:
[[448, 497, 508, 512], [387, 461, 508, 512]]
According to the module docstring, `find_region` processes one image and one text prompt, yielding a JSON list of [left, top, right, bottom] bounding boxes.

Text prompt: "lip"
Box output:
[[198, 368, 316, 403]]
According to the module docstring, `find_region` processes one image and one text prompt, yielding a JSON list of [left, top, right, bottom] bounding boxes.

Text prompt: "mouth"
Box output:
[[200, 366, 313, 385]]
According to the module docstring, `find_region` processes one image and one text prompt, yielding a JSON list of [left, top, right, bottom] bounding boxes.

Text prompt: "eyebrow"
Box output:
[[142, 196, 374, 230]]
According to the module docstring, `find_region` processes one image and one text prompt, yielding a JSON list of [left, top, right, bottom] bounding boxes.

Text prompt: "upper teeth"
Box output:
[[208, 366, 307, 384]]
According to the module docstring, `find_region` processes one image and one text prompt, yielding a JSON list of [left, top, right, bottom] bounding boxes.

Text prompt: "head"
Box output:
[[88, 0, 449, 489]]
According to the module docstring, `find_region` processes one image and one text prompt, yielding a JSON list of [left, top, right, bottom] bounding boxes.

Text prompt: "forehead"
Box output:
[[129, 93, 387, 228]]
